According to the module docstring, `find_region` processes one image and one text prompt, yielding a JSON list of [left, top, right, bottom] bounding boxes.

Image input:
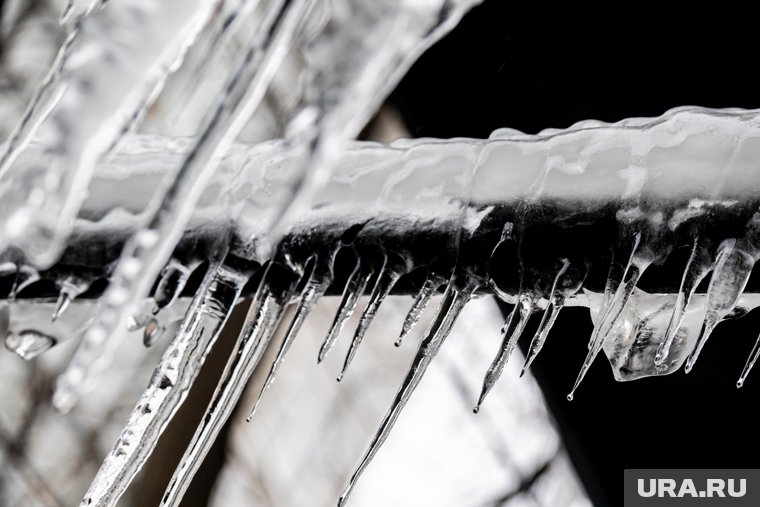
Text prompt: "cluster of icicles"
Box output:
[[3, 111, 760, 507], [3, 0, 760, 506]]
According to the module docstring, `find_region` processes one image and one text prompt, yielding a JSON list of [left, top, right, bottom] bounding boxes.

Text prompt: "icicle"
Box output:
[[246, 262, 332, 422], [76, 256, 251, 507], [9, 266, 40, 300], [60, 0, 103, 25], [153, 259, 199, 313], [0, 0, 217, 265], [685, 239, 755, 373], [474, 292, 536, 413], [169, 0, 263, 125], [486, 222, 517, 303], [160, 276, 294, 507], [521, 259, 584, 376], [337, 274, 479, 507], [396, 273, 445, 347], [338, 253, 404, 381], [317, 259, 374, 363], [60, 0, 75, 24], [0, 30, 77, 183], [76, 0, 311, 392], [52, 276, 89, 322], [569, 234, 650, 400], [589, 252, 624, 350], [52, 292, 73, 323], [654, 238, 711, 365], [738, 331, 760, 388], [6, 330, 56, 361]]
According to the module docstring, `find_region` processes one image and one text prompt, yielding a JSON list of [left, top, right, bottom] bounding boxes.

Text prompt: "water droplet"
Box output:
[[6, 330, 57, 360]]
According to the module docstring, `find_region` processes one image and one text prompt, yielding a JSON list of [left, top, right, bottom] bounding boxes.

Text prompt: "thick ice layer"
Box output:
[[4, 107, 751, 268]]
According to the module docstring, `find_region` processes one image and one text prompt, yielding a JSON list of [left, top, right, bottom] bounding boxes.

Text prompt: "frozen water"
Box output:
[[3, 1, 760, 505]]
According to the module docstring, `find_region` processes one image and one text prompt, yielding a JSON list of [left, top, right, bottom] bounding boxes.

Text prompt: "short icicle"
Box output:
[[246, 261, 332, 422], [153, 259, 200, 313], [75, 255, 252, 507], [160, 273, 295, 507], [338, 253, 404, 381], [521, 259, 583, 376], [51, 276, 89, 322], [474, 292, 536, 413], [654, 238, 711, 366], [738, 331, 760, 388], [60, 0, 75, 24], [317, 258, 374, 363], [9, 266, 40, 301], [337, 273, 479, 507], [684, 239, 755, 373], [395, 272, 445, 347]]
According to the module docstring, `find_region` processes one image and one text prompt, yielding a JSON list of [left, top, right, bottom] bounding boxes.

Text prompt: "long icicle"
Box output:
[[395, 272, 445, 347], [337, 274, 479, 507], [0, 0, 217, 264], [684, 239, 755, 373], [654, 238, 711, 365], [55, 0, 312, 410], [318, 258, 374, 363], [569, 234, 649, 400], [246, 262, 332, 422], [160, 274, 295, 507], [167, 0, 264, 126], [474, 292, 536, 413], [338, 253, 404, 381], [589, 251, 623, 350], [76, 254, 253, 507], [521, 259, 578, 376]]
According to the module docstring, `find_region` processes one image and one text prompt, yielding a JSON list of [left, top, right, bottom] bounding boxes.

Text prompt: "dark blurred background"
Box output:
[[389, 2, 760, 506]]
